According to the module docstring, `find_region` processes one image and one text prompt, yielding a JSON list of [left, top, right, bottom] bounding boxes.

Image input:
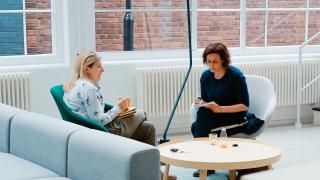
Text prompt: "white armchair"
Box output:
[[190, 75, 277, 138]]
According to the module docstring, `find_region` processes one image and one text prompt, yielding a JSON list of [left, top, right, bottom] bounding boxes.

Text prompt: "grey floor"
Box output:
[[164, 124, 320, 169]]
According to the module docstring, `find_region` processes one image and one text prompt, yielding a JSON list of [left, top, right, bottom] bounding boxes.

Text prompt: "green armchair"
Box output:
[[50, 84, 110, 132]]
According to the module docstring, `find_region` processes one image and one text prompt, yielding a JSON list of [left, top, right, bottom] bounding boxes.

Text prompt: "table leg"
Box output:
[[229, 170, 236, 180], [163, 164, 170, 180], [268, 165, 272, 170], [199, 169, 207, 180]]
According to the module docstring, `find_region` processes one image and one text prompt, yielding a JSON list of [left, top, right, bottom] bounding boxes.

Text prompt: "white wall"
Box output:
[[0, 0, 316, 134], [0, 56, 314, 136]]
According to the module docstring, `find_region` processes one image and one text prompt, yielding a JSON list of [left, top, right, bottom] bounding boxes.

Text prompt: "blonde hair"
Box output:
[[64, 51, 101, 92]]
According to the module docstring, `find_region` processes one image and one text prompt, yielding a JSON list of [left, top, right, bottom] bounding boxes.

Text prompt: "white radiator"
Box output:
[[0, 72, 31, 111], [136, 59, 320, 133]]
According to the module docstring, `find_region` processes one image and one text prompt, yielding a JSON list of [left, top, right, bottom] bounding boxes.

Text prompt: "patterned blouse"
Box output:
[[63, 79, 121, 125]]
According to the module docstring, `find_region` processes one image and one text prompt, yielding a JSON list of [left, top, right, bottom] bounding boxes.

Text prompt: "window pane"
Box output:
[[197, 12, 240, 48], [26, 0, 51, 10], [310, 0, 320, 8], [247, 11, 265, 47], [26, 12, 52, 55], [95, 12, 188, 51], [308, 11, 320, 45], [132, 0, 186, 9], [0, 13, 24, 56], [247, 0, 265, 8], [269, 0, 306, 8], [0, 0, 23, 10], [268, 11, 305, 46], [95, 0, 125, 9], [198, 0, 240, 9]]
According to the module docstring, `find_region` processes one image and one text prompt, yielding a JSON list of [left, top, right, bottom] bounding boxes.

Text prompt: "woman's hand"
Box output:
[[194, 97, 205, 105], [117, 97, 130, 111], [205, 102, 222, 113]]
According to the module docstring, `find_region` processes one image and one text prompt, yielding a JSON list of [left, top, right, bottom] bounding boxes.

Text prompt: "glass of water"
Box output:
[[209, 133, 218, 145]]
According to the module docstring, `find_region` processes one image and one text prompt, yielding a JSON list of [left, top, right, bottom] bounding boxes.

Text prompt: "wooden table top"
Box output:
[[158, 138, 282, 170]]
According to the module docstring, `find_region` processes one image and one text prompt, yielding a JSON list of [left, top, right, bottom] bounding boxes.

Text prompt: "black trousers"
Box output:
[[191, 107, 247, 138]]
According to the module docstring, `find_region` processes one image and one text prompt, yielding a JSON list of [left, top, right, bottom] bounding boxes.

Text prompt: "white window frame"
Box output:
[[0, 0, 66, 66], [84, 0, 320, 62]]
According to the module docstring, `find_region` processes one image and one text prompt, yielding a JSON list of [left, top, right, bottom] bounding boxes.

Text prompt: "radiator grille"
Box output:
[[0, 72, 31, 110], [136, 59, 320, 133]]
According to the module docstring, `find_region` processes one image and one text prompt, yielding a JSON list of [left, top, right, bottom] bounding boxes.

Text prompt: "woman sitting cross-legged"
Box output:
[[63, 51, 176, 180]]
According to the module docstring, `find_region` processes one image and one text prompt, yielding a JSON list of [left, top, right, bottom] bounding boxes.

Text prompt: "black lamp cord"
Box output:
[[160, 0, 193, 143]]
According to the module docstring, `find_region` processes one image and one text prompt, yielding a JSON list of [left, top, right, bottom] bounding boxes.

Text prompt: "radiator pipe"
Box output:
[[160, 0, 192, 144]]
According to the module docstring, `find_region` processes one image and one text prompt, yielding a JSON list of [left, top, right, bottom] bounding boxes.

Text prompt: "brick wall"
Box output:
[[0, 0, 24, 56], [26, 12, 52, 55], [95, 0, 320, 51], [0, 13, 24, 56], [26, 0, 51, 9], [0, 0, 51, 56]]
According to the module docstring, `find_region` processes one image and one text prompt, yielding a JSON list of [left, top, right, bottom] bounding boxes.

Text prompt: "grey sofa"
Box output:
[[240, 161, 320, 180], [0, 103, 160, 180]]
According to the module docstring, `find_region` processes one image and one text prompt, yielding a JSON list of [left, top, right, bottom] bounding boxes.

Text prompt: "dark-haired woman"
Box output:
[[192, 42, 249, 138]]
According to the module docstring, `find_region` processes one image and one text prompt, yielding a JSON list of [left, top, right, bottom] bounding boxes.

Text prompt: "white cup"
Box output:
[[209, 133, 218, 145]]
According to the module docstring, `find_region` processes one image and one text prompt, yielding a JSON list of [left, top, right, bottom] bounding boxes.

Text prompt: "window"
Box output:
[[94, 0, 320, 57], [0, 0, 52, 56], [246, 0, 320, 47], [95, 0, 189, 51]]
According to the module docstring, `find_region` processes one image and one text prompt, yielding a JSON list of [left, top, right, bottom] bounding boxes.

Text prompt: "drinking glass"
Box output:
[[209, 133, 218, 145]]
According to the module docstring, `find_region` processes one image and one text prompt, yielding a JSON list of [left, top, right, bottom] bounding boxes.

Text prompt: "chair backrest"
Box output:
[[190, 75, 277, 138], [234, 75, 276, 138], [246, 75, 276, 123], [50, 85, 109, 132]]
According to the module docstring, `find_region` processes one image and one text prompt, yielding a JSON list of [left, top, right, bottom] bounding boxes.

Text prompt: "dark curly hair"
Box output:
[[202, 43, 231, 68]]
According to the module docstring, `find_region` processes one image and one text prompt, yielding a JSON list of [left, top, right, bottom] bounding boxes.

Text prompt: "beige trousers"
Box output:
[[106, 110, 156, 146]]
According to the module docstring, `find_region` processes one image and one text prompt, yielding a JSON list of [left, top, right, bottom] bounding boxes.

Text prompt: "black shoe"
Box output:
[[237, 166, 269, 176], [192, 169, 215, 177]]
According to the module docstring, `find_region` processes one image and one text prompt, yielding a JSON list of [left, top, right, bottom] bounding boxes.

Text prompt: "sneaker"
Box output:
[[192, 169, 215, 177]]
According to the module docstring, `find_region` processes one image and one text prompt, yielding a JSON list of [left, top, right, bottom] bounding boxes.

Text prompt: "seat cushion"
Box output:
[[0, 103, 23, 152], [10, 112, 86, 176], [0, 152, 61, 179]]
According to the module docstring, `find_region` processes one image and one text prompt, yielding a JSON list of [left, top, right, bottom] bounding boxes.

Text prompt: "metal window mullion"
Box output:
[[95, 8, 186, 13], [265, 0, 269, 47], [22, 0, 27, 55], [191, 0, 197, 50], [240, 0, 246, 48], [0, 10, 24, 13], [305, 0, 310, 41], [0, 10, 51, 13], [51, 0, 56, 55]]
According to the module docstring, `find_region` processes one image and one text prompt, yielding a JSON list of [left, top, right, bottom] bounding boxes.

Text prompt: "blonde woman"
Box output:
[[63, 51, 176, 180], [63, 51, 156, 146]]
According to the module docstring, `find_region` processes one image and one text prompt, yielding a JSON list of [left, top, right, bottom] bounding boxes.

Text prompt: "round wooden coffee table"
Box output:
[[158, 138, 282, 180]]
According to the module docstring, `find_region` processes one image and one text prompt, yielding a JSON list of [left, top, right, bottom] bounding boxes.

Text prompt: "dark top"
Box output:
[[200, 66, 249, 121]]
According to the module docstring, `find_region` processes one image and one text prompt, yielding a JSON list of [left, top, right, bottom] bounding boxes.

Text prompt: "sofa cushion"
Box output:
[[0, 103, 23, 152], [68, 129, 160, 180], [10, 112, 86, 176], [0, 152, 61, 179], [240, 161, 320, 180]]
